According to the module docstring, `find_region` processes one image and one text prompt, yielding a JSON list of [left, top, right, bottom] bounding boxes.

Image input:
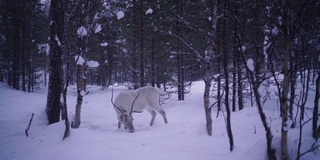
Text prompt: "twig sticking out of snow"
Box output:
[[25, 113, 34, 137]]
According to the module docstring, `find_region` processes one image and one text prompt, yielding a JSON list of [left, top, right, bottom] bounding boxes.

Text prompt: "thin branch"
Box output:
[[25, 113, 34, 137], [210, 89, 225, 110], [159, 29, 205, 62]]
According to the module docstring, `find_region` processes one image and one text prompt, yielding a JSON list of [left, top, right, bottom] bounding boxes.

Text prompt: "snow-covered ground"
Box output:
[[0, 81, 318, 160]]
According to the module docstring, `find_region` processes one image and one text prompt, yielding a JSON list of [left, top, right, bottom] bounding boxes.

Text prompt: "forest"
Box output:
[[0, 0, 319, 160]]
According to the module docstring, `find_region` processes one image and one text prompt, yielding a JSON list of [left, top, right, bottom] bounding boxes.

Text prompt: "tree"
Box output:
[[71, 0, 102, 128], [46, 0, 64, 124]]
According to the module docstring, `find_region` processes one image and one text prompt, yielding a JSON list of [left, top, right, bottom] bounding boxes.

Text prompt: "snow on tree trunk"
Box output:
[[72, 0, 90, 128]]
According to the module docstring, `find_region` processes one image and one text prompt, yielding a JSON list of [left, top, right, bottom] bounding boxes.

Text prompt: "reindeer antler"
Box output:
[[130, 91, 141, 114], [111, 88, 123, 113]]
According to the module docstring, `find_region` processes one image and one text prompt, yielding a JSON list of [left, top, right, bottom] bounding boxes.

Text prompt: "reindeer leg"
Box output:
[[117, 116, 122, 129], [149, 110, 157, 126], [160, 110, 168, 123]]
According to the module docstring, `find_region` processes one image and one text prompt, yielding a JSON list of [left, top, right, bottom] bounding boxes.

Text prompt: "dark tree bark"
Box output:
[[151, 37, 156, 87], [313, 71, 320, 138], [176, 0, 184, 101], [46, 0, 64, 124], [139, 0, 145, 87], [132, 0, 139, 89]]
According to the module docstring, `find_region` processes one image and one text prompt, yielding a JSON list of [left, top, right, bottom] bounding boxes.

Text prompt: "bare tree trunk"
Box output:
[[73, 63, 85, 128], [176, 0, 184, 101], [203, 0, 218, 136], [232, 56, 236, 112], [46, 0, 64, 124], [203, 56, 212, 136], [280, 2, 290, 159], [72, 0, 90, 128], [249, 68, 277, 160], [223, 0, 234, 151], [132, 0, 139, 89], [151, 37, 156, 87], [139, 0, 145, 87], [313, 71, 320, 138]]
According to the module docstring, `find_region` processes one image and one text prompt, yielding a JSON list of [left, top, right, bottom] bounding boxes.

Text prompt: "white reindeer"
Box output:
[[111, 86, 168, 133]]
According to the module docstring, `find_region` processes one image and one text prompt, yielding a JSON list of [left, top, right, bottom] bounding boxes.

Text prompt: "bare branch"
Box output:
[[25, 113, 34, 137]]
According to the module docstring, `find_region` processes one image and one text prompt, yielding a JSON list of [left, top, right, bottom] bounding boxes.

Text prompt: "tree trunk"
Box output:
[[313, 71, 320, 138], [72, 0, 90, 128], [139, 0, 145, 87], [176, 0, 184, 101], [249, 70, 277, 160], [280, 2, 290, 159], [223, 0, 234, 151], [151, 37, 156, 87], [203, 59, 212, 136], [46, 0, 64, 124], [132, 0, 139, 89]]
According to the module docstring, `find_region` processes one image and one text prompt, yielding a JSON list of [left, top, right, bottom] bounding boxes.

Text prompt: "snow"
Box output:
[[241, 46, 246, 52], [213, 73, 220, 79], [116, 11, 124, 20], [100, 42, 108, 47], [76, 26, 88, 38], [80, 90, 87, 96], [87, 60, 99, 68], [75, 55, 85, 65], [246, 58, 254, 72], [55, 35, 61, 46], [0, 81, 319, 160], [94, 23, 102, 33], [122, 48, 128, 53], [146, 8, 153, 15]]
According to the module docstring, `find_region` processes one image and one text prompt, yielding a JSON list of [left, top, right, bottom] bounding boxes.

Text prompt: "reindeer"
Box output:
[[111, 86, 168, 133]]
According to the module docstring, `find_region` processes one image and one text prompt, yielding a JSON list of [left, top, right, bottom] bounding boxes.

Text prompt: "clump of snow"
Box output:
[[272, 27, 279, 35], [77, 26, 88, 38], [117, 11, 124, 20], [55, 35, 61, 46], [80, 90, 87, 96], [87, 60, 99, 68], [241, 46, 246, 53], [213, 73, 220, 79], [283, 120, 292, 132], [100, 42, 108, 47], [246, 58, 254, 72], [146, 8, 153, 15], [75, 55, 85, 65], [122, 48, 128, 53], [94, 23, 102, 33]]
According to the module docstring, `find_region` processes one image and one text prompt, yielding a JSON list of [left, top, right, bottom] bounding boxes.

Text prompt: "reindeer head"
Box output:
[[119, 113, 135, 132], [111, 89, 141, 133]]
